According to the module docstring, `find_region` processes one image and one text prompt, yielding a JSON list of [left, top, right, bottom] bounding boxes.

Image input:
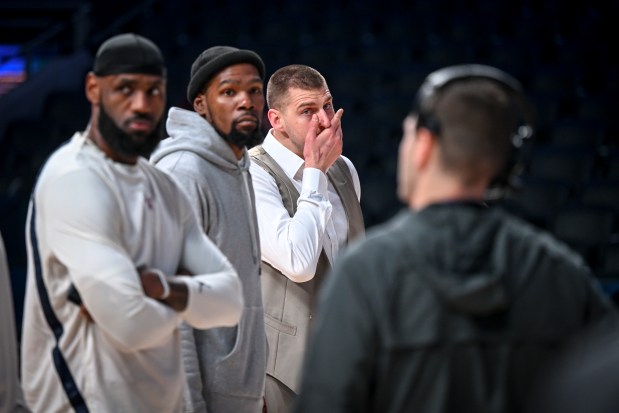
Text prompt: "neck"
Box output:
[[229, 143, 245, 160], [203, 115, 248, 161], [410, 175, 487, 210]]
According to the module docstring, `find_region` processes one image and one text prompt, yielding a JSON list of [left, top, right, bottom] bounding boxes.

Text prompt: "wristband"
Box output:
[[151, 269, 170, 300]]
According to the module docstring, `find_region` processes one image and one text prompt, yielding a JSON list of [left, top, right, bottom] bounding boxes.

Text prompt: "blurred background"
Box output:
[[1, 0, 618, 335]]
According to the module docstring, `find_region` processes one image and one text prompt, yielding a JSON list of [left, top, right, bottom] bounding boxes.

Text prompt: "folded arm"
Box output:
[[44, 169, 241, 351]]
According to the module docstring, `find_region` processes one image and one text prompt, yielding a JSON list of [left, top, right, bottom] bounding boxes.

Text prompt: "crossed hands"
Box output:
[[75, 267, 192, 322], [303, 108, 344, 173]]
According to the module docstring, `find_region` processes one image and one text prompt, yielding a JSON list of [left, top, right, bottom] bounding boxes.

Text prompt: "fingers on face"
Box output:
[[333, 108, 344, 122], [308, 114, 320, 138], [312, 109, 344, 152], [331, 108, 344, 128], [325, 130, 343, 152], [330, 108, 344, 136]]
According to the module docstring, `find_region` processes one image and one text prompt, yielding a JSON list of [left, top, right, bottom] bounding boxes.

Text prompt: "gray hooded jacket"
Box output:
[[151, 107, 266, 413]]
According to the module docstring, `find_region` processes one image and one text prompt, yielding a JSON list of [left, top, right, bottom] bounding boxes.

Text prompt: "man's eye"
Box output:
[[223, 89, 235, 96], [251, 88, 263, 95], [302, 109, 312, 115], [324, 103, 333, 111], [149, 87, 161, 96], [119, 86, 132, 95]]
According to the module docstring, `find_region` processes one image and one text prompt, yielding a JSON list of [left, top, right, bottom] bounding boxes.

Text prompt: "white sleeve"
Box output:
[[43, 170, 179, 351], [250, 161, 332, 283], [176, 215, 243, 329]]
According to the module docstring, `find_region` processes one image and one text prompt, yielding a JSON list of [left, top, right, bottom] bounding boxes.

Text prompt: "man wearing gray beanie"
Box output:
[[151, 46, 268, 413]]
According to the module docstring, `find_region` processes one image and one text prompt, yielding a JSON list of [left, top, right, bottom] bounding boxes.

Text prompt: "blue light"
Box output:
[[0, 45, 25, 75]]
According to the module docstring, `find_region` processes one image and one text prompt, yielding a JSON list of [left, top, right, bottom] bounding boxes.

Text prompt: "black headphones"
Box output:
[[413, 64, 535, 196]]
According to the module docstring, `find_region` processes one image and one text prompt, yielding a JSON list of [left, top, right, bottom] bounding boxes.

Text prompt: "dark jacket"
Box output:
[[293, 202, 617, 413]]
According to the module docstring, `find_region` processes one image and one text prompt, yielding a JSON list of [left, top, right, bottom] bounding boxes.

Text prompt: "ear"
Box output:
[[85, 72, 100, 105], [193, 93, 208, 117], [267, 108, 284, 132], [413, 127, 435, 171]]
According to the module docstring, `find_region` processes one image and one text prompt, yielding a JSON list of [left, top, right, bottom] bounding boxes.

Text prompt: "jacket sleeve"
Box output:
[[293, 247, 378, 413], [580, 267, 619, 326], [43, 170, 180, 351], [0, 232, 33, 413], [553, 247, 619, 327]]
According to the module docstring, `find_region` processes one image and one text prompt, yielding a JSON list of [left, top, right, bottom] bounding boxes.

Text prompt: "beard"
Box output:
[[98, 101, 164, 159], [225, 123, 264, 149], [208, 108, 264, 149]]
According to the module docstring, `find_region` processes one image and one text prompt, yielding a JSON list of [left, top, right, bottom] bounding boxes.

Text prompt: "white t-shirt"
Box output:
[[21, 133, 242, 413]]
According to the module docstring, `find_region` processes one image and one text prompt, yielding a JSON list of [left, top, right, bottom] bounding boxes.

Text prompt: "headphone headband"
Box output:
[[413, 64, 535, 195], [416, 64, 524, 107]]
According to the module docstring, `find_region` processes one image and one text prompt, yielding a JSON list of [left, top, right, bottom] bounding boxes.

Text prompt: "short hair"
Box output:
[[266, 64, 327, 110], [420, 79, 517, 186]]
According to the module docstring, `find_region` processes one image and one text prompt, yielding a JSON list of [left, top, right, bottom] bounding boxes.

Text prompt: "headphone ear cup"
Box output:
[[493, 125, 535, 190]]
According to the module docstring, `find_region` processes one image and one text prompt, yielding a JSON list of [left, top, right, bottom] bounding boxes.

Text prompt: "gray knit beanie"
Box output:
[[186, 46, 265, 103]]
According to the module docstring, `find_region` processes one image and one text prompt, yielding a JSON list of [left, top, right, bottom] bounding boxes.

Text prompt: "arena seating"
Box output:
[[1, 0, 617, 318]]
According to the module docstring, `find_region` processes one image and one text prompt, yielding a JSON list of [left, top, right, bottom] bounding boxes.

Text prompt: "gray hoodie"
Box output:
[[151, 107, 266, 413]]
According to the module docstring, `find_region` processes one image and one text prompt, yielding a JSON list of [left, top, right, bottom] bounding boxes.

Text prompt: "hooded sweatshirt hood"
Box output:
[[151, 107, 249, 172], [412, 202, 511, 316]]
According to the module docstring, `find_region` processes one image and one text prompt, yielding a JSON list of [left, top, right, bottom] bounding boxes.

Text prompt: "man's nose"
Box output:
[[316, 109, 331, 128], [131, 91, 150, 113], [238, 91, 255, 110]]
